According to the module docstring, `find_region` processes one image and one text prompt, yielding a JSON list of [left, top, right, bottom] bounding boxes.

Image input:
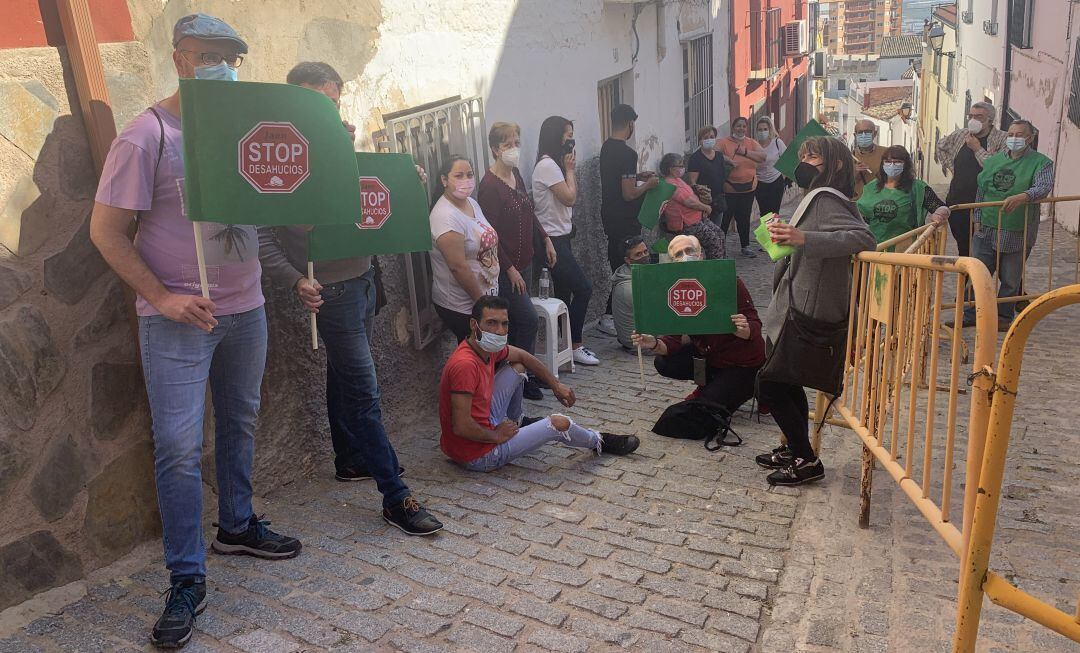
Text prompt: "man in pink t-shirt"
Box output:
[[89, 13, 300, 649]]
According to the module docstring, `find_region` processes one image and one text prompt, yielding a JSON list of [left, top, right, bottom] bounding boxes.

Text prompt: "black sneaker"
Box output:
[[523, 378, 544, 401], [944, 317, 976, 329], [599, 433, 640, 456], [211, 515, 302, 559], [521, 415, 544, 427], [529, 375, 550, 390], [335, 464, 406, 482], [766, 457, 825, 486], [383, 496, 443, 536], [150, 576, 206, 649], [756, 445, 796, 469]]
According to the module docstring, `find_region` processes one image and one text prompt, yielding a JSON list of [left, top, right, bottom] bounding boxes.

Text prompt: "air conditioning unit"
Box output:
[[784, 20, 809, 56], [983, 20, 999, 36], [961, 10, 974, 24]]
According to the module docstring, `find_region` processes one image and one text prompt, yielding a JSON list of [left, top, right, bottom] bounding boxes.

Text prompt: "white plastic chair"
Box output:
[[530, 297, 575, 378]]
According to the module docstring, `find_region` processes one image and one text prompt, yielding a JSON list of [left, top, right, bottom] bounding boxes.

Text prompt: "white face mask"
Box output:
[[968, 118, 986, 134], [477, 328, 508, 353], [701, 138, 717, 150], [500, 147, 521, 168], [757, 129, 771, 141]]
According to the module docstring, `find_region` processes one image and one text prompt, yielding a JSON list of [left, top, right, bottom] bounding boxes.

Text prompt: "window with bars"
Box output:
[[683, 35, 714, 148], [598, 75, 622, 142], [1009, 0, 1034, 49], [1069, 38, 1080, 128]]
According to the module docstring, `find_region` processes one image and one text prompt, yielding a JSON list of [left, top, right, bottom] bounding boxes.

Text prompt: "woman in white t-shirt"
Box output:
[[753, 116, 789, 218], [532, 115, 599, 366], [429, 156, 500, 341]]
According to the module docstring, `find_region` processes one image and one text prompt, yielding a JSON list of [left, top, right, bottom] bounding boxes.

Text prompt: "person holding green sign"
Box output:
[[658, 153, 726, 260], [755, 136, 875, 486], [855, 145, 950, 245], [89, 14, 301, 649], [961, 119, 1054, 328], [259, 61, 443, 539], [631, 237, 765, 415]]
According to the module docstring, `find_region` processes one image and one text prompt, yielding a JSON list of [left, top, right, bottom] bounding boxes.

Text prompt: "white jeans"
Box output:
[[464, 366, 602, 472]]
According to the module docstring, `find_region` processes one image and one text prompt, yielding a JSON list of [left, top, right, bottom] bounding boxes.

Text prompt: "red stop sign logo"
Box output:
[[238, 122, 310, 193], [668, 279, 707, 317], [357, 177, 391, 229]]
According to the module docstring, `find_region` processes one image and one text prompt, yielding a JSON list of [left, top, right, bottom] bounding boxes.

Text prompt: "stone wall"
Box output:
[[0, 0, 662, 610]]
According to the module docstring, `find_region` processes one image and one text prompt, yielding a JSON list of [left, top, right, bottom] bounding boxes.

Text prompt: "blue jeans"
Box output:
[[498, 264, 538, 354], [964, 232, 1024, 324], [548, 235, 593, 344], [464, 366, 601, 472], [140, 307, 266, 582], [317, 272, 409, 508]]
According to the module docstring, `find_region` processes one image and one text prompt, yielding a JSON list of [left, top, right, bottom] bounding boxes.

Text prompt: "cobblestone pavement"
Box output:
[[2, 201, 1078, 653]]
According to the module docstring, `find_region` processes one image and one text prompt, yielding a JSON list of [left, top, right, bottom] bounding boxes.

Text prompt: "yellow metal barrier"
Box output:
[[820, 252, 998, 556], [952, 284, 1080, 652]]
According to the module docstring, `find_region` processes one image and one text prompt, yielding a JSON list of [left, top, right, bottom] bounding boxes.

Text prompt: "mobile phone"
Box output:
[[563, 139, 576, 155]]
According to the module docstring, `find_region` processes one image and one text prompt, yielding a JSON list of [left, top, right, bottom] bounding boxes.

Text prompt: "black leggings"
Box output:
[[754, 177, 786, 217], [655, 347, 759, 415], [757, 380, 813, 460], [721, 191, 756, 248], [549, 235, 593, 344], [435, 303, 472, 342]]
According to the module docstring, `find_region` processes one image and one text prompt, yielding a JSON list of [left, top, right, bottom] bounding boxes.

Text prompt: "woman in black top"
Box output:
[[687, 125, 729, 226]]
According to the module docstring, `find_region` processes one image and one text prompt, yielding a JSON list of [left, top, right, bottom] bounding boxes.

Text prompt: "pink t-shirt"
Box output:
[[662, 177, 707, 231], [95, 104, 263, 317]]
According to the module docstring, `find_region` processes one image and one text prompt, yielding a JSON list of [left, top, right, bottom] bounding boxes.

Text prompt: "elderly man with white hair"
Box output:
[[935, 100, 1008, 256], [631, 235, 765, 412]]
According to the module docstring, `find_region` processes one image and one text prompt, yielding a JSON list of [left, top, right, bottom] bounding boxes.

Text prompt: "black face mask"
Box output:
[[794, 161, 821, 189]]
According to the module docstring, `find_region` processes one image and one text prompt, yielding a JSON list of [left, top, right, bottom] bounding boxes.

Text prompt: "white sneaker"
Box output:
[[597, 314, 617, 336], [573, 346, 600, 366]]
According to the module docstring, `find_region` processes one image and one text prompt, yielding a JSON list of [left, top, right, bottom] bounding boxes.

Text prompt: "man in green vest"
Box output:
[[963, 120, 1054, 328]]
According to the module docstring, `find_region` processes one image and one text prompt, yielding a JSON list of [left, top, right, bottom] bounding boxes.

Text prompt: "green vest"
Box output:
[[856, 179, 926, 244], [977, 150, 1051, 232]]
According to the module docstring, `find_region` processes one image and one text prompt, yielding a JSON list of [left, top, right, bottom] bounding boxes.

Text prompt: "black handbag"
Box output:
[[652, 399, 742, 451], [758, 273, 848, 396]]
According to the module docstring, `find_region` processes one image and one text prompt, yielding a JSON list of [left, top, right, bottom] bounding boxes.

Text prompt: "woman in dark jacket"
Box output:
[[755, 136, 876, 486]]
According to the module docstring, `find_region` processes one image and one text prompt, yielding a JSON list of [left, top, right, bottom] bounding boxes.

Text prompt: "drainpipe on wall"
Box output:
[[656, 0, 667, 62], [56, 0, 117, 174], [1050, 0, 1077, 224], [1000, 0, 1013, 129]]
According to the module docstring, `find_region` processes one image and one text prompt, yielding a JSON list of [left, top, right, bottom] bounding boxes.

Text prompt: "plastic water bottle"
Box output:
[[539, 268, 551, 300]]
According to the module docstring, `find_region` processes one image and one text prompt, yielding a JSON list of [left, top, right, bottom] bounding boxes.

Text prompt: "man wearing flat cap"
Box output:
[[90, 14, 302, 649]]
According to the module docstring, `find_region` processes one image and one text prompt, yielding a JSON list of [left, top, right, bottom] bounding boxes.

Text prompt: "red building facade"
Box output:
[[728, 0, 814, 142]]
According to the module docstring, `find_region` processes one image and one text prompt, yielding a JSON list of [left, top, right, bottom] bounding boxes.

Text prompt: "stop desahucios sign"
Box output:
[[239, 122, 310, 193], [668, 278, 707, 317], [358, 177, 391, 229]]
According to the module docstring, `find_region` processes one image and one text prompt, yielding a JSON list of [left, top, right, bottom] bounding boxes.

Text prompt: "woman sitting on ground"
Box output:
[[659, 153, 727, 260]]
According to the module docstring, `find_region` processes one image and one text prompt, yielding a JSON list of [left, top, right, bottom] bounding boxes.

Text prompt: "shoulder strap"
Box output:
[[789, 187, 848, 227], [138, 107, 166, 223]]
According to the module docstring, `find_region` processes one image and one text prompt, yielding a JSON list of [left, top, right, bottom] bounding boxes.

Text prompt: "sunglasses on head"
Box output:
[[623, 235, 645, 249]]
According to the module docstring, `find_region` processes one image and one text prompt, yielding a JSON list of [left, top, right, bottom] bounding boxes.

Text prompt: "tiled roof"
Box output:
[[934, 3, 958, 27], [864, 99, 909, 121], [879, 35, 923, 59]]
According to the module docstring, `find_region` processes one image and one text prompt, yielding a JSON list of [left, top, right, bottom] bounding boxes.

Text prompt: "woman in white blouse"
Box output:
[[753, 116, 789, 219], [532, 115, 599, 366], [429, 156, 500, 341]]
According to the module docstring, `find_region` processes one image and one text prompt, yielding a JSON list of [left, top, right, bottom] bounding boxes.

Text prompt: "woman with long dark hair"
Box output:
[[429, 156, 500, 342], [532, 115, 599, 366], [856, 145, 950, 244], [755, 136, 876, 486]]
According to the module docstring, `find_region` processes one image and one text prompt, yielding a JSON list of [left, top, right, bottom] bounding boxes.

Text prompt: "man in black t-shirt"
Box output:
[[935, 101, 1008, 256], [599, 104, 658, 325]]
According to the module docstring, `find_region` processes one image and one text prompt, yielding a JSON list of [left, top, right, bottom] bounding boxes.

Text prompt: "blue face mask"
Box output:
[[477, 329, 508, 353], [1005, 136, 1028, 152], [702, 138, 717, 150], [882, 162, 905, 179], [195, 62, 238, 82], [855, 132, 874, 148]]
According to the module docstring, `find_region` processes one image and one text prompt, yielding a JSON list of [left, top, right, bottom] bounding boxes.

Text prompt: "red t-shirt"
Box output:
[[663, 177, 707, 231], [438, 340, 509, 463]]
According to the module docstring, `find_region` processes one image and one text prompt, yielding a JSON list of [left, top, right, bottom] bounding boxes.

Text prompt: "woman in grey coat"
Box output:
[[755, 136, 876, 486]]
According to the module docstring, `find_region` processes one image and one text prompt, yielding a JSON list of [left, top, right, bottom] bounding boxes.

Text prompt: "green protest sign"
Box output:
[[308, 152, 433, 260], [631, 259, 737, 336], [179, 79, 361, 226], [774, 119, 830, 182], [636, 179, 677, 229]]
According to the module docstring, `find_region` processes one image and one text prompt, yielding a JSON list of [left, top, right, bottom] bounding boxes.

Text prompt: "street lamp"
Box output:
[[927, 26, 945, 53]]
